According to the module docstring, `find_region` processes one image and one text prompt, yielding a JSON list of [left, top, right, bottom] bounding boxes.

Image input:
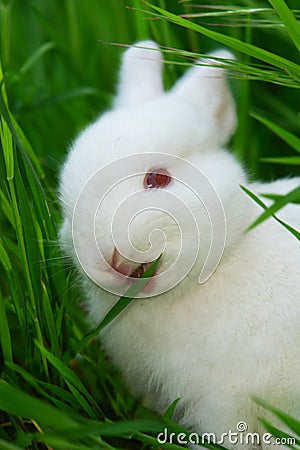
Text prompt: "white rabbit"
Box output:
[[59, 41, 300, 449]]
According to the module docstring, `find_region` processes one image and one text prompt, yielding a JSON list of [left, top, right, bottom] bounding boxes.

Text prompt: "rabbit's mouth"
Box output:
[[129, 261, 157, 295], [130, 262, 155, 279], [110, 248, 156, 280]]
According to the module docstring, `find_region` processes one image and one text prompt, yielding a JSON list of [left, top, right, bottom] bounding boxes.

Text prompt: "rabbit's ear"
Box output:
[[114, 40, 164, 109], [171, 50, 237, 144]]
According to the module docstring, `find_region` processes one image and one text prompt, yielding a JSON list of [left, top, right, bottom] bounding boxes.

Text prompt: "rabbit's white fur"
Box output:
[[59, 41, 300, 449]]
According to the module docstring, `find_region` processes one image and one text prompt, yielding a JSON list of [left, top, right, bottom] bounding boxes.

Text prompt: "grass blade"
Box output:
[[0, 380, 78, 431], [259, 419, 299, 447], [35, 341, 102, 417], [261, 156, 300, 165], [30, 438, 99, 450], [0, 440, 25, 450], [255, 397, 300, 437], [0, 290, 13, 364], [97, 255, 162, 330], [246, 185, 300, 228], [20, 42, 55, 75], [268, 0, 300, 53], [143, 2, 300, 78], [50, 419, 164, 439], [252, 112, 300, 155], [162, 398, 180, 420], [68, 256, 162, 359], [0, 78, 45, 179], [241, 185, 300, 240], [0, 238, 12, 272], [262, 193, 300, 204]]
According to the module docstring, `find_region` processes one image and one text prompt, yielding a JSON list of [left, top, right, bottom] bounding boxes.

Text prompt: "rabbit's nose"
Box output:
[[110, 247, 134, 277]]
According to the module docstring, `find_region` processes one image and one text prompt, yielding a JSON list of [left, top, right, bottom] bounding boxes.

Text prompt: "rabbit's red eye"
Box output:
[[144, 168, 172, 189]]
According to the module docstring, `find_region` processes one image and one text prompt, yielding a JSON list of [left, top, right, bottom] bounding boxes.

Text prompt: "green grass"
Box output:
[[0, 0, 300, 449]]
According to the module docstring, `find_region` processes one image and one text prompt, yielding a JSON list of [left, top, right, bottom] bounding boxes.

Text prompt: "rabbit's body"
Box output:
[[86, 176, 300, 448], [59, 41, 300, 449]]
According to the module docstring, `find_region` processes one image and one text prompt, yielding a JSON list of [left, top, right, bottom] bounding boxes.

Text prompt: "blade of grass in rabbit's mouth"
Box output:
[[128, 257, 161, 295], [130, 261, 155, 278], [111, 248, 157, 279]]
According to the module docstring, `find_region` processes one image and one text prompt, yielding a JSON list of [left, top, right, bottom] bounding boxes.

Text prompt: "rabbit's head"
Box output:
[[59, 41, 245, 298]]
